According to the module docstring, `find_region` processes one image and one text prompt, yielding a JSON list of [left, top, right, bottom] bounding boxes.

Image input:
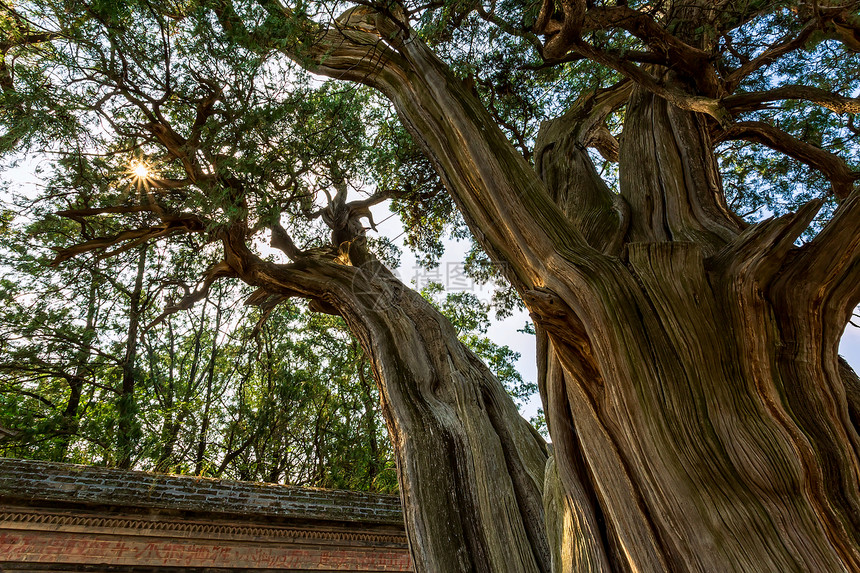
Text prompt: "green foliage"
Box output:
[[5, 0, 850, 492], [0, 168, 396, 488], [0, 1, 417, 489], [0, 224, 398, 489]]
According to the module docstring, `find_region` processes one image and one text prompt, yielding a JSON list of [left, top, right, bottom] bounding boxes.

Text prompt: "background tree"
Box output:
[[0, 210, 411, 489]]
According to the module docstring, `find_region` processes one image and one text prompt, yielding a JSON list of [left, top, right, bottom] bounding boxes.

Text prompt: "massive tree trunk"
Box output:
[[539, 91, 860, 571], [337, 263, 550, 573], [530, 88, 860, 572], [222, 234, 550, 573], [270, 14, 860, 570]]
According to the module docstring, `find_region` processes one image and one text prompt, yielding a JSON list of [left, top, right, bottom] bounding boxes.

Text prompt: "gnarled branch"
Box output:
[[724, 85, 860, 116], [723, 18, 820, 91], [535, 81, 631, 253], [145, 261, 237, 330], [780, 186, 860, 320], [50, 214, 207, 265]]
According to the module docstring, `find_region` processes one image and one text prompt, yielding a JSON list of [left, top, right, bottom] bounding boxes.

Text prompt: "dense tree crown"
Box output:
[[2, 0, 860, 571]]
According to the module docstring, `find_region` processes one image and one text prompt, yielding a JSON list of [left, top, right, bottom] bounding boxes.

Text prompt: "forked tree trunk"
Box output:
[[225, 9, 860, 570], [539, 240, 860, 571], [529, 89, 860, 572], [532, 90, 860, 572]]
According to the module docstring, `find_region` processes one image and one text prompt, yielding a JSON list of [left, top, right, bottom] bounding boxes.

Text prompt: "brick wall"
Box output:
[[0, 530, 414, 570], [0, 458, 403, 524], [0, 458, 412, 571]]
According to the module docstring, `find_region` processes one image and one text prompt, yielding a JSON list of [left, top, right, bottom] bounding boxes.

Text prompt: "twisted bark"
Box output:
[[220, 230, 551, 573], [337, 265, 550, 573], [263, 13, 860, 569]]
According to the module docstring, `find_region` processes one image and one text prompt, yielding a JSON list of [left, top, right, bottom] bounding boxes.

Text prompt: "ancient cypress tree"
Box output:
[[4, 0, 860, 570], [213, 1, 860, 570]]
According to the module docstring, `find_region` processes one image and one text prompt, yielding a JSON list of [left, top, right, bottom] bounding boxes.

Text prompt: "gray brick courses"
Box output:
[[0, 457, 404, 525]]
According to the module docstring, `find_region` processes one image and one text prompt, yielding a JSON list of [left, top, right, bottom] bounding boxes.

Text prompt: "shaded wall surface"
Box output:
[[0, 458, 412, 572]]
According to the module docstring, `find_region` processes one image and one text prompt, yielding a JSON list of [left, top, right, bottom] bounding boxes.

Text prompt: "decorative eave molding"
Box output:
[[0, 508, 409, 547]]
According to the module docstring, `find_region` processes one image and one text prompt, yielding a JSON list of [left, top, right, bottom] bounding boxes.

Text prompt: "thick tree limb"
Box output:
[[724, 85, 860, 115], [782, 186, 860, 316], [538, 81, 632, 147], [55, 205, 152, 222], [534, 0, 587, 60], [588, 125, 620, 163], [50, 215, 207, 265], [589, 6, 720, 93], [565, 41, 732, 124], [723, 19, 820, 91], [145, 122, 210, 182], [270, 221, 303, 260], [714, 198, 824, 284], [535, 82, 631, 254], [147, 177, 196, 190]]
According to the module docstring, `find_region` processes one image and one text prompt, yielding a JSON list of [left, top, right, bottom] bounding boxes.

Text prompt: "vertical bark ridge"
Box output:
[[547, 334, 669, 572], [534, 85, 631, 255], [543, 455, 610, 573], [334, 275, 551, 573], [619, 87, 743, 254], [760, 275, 860, 567], [476, 352, 552, 569], [840, 357, 860, 435], [619, 243, 844, 571], [541, 345, 613, 573], [734, 190, 860, 567], [769, 304, 860, 569]]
